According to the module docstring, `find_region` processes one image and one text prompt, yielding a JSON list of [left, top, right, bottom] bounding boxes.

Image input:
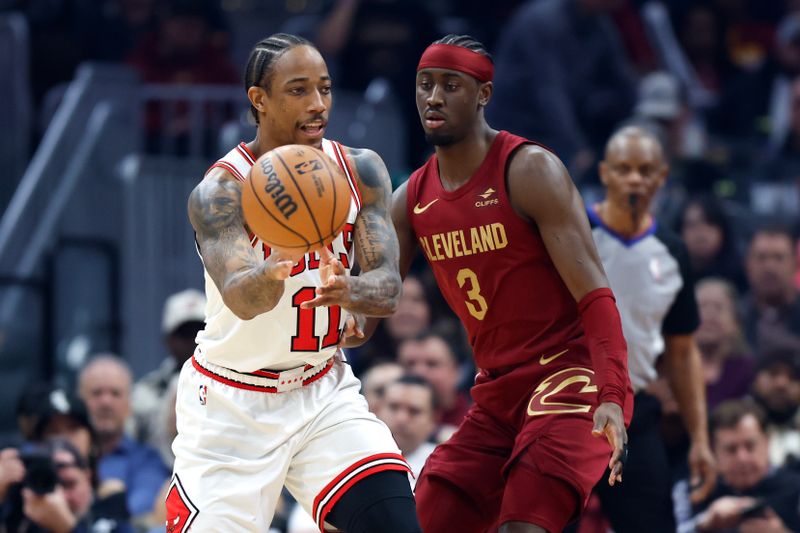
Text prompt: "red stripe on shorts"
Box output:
[[312, 453, 411, 532]]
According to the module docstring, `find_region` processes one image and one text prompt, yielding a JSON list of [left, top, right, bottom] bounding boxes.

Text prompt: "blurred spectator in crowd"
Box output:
[[796, 240, 800, 290], [14, 384, 64, 445], [742, 226, 800, 354], [126, 0, 236, 84], [360, 361, 404, 414], [78, 355, 169, 520], [695, 278, 755, 411], [760, 77, 800, 183], [625, 71, 691, 160], [676, 195, 748, 292], [385, 276, 432, 346], [488, 0, 636, 181], [131, 288, 204, 448], [714, 0, 775, 72], [82, 0, 157, 62], [672, 3, 735, 104], [126, 0, 238, 154], [352, 274, 432, 372], [150, 375, 179, 471], [29, 389, 95, 466], [380, 375, 437, 485], [397, 332, 470, 440], [750, 347, 800, 467], [715, 11, 800, 148], [674, 399, 800, 532], [315, 0, 439, 169], [447, 0, 525, 51], [0, 437, 132, 533]]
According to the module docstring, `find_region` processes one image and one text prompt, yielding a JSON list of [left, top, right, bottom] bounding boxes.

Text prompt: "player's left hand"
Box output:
[[688, 439, 716, 504], [301, 247, 353, 309], [592, 402, 628, 486], [338, 313, 365, 347]]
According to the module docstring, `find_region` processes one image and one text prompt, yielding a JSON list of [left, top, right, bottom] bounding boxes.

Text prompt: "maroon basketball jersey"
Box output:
[[407, 131, 587, 372]]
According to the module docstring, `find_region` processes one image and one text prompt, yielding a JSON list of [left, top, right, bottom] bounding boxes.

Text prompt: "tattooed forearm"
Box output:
[[188, 172, 286, 319], [355, 207, 394, 270], [345, 148, 402, 316]]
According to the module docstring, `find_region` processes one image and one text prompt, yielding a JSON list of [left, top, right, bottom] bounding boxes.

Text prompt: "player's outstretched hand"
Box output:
[[301, 247, 351, 309], [592, 402, 628, 486], [688, 439, 716, 504]]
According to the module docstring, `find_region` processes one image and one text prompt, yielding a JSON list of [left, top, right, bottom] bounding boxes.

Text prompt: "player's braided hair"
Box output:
[[431, 34, 493, 63], [244, 33, 313, 123]]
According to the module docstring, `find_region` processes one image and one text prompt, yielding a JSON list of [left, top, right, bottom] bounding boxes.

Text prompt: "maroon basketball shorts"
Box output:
[[416, 360, 619, 533]]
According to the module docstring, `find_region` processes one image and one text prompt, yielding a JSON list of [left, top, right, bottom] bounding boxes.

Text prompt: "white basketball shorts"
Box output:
[[166, 351, 410, 532]]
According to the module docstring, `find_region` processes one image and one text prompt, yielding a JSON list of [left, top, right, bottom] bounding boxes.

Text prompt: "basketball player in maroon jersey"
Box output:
[[393, 35, 634, 533]]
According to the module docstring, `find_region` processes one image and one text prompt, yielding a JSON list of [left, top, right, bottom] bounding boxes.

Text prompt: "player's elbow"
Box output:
[[225, 300, 258, 321], [221, 291, 277, 321]]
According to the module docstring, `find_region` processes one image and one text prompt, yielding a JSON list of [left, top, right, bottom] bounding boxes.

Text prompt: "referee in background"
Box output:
[[584, 126, 716, 532]]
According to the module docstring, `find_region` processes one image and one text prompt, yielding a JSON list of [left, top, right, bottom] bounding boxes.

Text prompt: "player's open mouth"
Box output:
[[300, 121, 326, 137], [424, 111, 445, 129]]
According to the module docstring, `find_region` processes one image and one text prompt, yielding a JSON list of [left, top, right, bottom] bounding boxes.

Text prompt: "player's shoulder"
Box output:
[[509, 142, 562, 172], [188, 166, 242, 231], [338, 144, 390, 189], [193, 166, 241, 202], [507, 141, 570, 196]]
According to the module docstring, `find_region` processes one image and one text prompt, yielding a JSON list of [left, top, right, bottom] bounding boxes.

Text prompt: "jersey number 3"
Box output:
[[291, 287, 342, 352], [457, 268, 488, 320]]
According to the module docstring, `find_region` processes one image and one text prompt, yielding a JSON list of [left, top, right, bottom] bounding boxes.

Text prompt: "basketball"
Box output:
[[242, 144, 352, 255]]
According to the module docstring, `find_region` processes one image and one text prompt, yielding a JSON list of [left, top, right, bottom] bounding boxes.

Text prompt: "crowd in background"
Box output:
[[1, 0, 800, 531]]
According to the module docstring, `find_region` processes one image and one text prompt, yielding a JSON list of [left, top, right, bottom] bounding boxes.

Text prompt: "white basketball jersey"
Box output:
[[196, 139, 362, 372]]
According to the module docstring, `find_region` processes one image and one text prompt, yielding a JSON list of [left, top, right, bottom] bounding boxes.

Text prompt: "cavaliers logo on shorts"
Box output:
[[165, 474, 199, 533]]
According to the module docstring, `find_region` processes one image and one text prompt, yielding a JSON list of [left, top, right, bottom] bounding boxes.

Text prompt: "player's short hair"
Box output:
[[604, 125, 664, 160], [431, 34, 493, 63], [244, 33, 313, 123], [709, 398, 767, 446]]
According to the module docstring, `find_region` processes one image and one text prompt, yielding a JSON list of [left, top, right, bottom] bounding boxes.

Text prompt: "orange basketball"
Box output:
[[242, 144, 351, 254]]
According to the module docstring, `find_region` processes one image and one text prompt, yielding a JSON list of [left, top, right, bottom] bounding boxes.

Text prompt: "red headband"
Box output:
[[417, 44, 494, 83]]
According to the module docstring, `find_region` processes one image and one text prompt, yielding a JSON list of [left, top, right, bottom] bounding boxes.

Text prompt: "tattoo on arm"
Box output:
[[347, 148, 402, 316], [188, 173, 285, 319]]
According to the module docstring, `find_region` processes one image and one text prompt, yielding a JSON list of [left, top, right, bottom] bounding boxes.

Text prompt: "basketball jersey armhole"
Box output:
[[405, 169, 420, 226], [331, 141, 363, 210]]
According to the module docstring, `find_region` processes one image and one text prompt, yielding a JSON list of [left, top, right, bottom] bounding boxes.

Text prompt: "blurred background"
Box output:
[[1, 0, 800, 529]]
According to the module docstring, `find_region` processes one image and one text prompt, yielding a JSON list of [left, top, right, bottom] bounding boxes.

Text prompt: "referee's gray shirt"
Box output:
[[588, 207, 700, 393]]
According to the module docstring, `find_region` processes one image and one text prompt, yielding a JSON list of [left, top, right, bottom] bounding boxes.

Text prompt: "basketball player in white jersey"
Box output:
[[167, 34, 421, 533]]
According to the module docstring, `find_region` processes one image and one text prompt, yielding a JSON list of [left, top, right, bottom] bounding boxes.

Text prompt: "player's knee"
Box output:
[[326, 470, 421, 533], [416, 473, 487, 532], [347, 495, 421, 533]]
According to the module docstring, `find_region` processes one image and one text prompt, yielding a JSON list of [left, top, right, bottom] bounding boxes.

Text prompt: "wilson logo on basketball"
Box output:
[[260, 158, 298, 219]]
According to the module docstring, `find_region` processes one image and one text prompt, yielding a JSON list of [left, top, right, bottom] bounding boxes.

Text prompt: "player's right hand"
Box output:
[[592, 402, 628, 486]]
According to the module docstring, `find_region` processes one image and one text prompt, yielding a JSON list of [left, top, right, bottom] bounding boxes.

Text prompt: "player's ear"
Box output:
[[598, 161, 610, 186], [248, 86, 269, 115], [478, 81, 492, 108]]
